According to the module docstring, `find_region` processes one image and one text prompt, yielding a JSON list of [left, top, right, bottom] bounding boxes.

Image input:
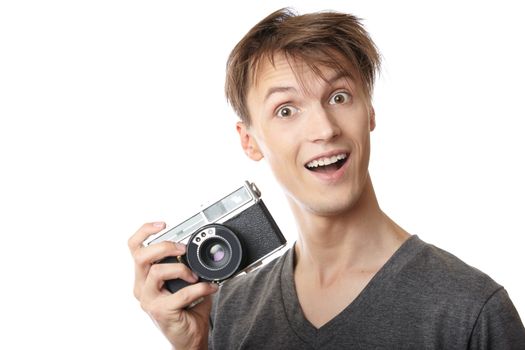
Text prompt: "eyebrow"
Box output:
[[264, 86, 297, 103], [263, 72, 352, 102], [328, 72, 352, 84]]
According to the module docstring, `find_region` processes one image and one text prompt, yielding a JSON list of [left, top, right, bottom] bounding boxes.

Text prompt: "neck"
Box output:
[[289, 174, 409, 285]]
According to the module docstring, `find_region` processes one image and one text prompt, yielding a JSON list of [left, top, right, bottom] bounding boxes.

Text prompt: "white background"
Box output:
[[1, 0, 524, 348]]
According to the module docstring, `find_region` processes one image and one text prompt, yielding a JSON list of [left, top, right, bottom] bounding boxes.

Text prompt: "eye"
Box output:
[[275, 105, 299, 118], [329, 91, 351, 105]]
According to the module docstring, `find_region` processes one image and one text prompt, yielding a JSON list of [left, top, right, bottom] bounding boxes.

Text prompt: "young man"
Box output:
[[128, 8, 525, 349]]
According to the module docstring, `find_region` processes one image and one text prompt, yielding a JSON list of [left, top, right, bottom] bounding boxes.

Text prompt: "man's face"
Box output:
[[239, 54, 375, 216]]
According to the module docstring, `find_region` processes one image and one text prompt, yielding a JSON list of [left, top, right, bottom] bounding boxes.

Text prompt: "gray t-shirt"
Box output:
[[209, 235, 525, 349]]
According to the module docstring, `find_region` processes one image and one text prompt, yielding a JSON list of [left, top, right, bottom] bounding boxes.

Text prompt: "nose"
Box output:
[[306, 104, 341, 142]]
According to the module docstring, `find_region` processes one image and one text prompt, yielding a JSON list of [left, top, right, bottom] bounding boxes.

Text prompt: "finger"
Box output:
[[191, 295, 213, 320], [166, 282, 219, 310], [128, 222, 166, 252], [143, 262, 199, 297], [133, 240, 186, 267], [133, 241, 187, 299]]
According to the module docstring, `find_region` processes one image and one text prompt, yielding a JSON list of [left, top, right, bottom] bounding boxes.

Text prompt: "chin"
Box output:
[[302, 192, 361, 217], [305, 173, 371, 214]]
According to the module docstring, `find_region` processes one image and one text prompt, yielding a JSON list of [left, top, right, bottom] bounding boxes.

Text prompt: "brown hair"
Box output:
[[225, 8, 381, 125]]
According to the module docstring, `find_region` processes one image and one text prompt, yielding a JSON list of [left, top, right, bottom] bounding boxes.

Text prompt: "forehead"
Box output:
[[252, 54, 331, 89], [247, 53, 361, 100]]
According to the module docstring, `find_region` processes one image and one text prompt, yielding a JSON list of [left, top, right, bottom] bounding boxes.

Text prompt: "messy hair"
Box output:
[[225, 8, 381, 125]]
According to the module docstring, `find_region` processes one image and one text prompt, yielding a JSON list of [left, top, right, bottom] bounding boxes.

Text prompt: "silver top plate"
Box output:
[[145, 181, 261, 246]]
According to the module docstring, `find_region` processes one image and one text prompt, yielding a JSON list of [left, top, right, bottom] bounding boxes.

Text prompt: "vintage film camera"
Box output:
[[145, 181, 287, 293]]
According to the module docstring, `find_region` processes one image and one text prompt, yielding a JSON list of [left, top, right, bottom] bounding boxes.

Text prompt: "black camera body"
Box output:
[[145, 181, 287, 294]]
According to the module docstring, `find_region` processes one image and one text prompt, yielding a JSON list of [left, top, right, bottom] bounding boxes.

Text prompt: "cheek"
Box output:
[[342, 115, 369, 143], [351, 104, 372, 135], [260, 137, 292, 165], [256, 133, 301, 176]]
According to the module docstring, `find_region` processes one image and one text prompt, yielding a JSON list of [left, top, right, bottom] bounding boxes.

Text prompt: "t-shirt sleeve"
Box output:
[[469, 288, 525, 349]]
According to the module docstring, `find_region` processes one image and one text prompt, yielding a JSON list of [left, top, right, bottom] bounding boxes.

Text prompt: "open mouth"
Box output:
[[304, 153, 348, 174]]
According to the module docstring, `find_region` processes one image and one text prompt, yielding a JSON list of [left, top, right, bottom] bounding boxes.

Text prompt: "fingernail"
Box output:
[[210, 283, 219, 291], [192, 272, 199, 281], [153, 222, 165, 228]]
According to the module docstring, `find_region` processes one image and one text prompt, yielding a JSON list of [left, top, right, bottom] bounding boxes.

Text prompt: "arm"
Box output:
[[469, 288, 525, 350]]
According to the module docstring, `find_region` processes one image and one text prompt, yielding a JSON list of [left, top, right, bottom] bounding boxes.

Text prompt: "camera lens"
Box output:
[[208, 243, 225, 262], [186, 224, 243, 281], [199, 237, 231, 270]]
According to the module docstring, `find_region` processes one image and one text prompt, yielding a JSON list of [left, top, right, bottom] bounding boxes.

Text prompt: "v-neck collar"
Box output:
[[279, 235, 425, 347]]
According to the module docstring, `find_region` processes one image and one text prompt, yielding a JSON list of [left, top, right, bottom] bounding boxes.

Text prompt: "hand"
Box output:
[[128, 222, 219, 350]]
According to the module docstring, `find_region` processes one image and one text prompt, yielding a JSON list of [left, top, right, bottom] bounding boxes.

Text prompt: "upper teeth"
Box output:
[[306, 153, 347, 168]]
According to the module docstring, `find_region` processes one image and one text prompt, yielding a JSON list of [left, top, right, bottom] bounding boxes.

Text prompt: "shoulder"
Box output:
[[420, 244, 502, 296], [383, 236, 507, 335], [404, 237, 502, 303], [409, 240, 525, 345]]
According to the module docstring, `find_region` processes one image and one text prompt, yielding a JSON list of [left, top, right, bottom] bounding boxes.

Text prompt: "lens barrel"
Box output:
[[186, 224, 243, 281]]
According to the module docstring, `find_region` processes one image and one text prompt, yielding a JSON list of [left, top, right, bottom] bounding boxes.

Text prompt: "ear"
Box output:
[[369, 105, 376, 132], [236, 122, 263, 161]]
